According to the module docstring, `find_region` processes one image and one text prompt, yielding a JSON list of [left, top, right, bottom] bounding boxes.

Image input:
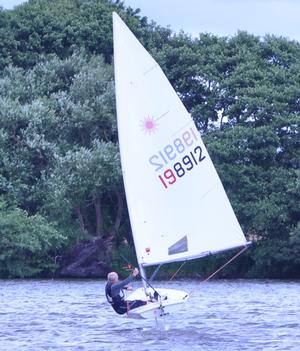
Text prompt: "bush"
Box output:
[[0, 199, 66, 278]]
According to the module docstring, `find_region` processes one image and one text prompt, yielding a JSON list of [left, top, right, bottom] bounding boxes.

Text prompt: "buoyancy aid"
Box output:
[[105, 282, 128, 314]]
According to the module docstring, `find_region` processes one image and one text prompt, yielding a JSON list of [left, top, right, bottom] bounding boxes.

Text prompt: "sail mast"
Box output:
[[138, 264, 148, 291], [113, 13, 149, 290]]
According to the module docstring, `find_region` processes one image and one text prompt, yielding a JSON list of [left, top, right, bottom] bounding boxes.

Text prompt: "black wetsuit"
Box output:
[[105, 274, 147, 314]]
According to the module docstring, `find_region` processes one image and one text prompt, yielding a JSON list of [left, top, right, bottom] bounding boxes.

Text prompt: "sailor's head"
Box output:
[[107, 271, 118, 283]]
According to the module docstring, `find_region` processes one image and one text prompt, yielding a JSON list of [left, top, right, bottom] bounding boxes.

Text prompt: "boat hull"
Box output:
[[126, 287, 189, 319]]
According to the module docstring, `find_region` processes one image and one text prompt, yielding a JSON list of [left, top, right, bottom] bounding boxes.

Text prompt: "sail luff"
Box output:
[[113, 12, 147, 268]]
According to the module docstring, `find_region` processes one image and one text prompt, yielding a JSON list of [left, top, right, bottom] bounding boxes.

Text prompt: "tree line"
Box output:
[[0, 0, 299, 279]]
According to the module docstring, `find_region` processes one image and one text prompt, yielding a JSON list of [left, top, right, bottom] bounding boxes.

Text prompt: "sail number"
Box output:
[[158, 146, 206, 189], [149, 127, 198, 171], [147, 126, 207, 189]]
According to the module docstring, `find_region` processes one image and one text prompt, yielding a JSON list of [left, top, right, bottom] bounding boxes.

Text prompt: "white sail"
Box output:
[[113, 12, 247, 267]]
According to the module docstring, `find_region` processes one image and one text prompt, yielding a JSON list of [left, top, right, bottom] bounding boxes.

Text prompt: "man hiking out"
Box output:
[[105, 268, 148, 315]]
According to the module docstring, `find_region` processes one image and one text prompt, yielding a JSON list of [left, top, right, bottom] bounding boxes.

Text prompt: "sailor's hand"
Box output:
[[132, 268, 139, 277], [126, 285, 133, 291]]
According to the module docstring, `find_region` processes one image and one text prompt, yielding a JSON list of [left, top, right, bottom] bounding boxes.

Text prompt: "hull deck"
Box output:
[[126, 288, 189, 319]]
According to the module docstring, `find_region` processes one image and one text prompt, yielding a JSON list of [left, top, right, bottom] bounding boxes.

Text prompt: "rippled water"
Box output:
[[0, 279, 299, 350]]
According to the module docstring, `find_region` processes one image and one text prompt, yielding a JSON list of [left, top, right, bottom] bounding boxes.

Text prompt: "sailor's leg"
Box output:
[[127, 299, 147, 311]]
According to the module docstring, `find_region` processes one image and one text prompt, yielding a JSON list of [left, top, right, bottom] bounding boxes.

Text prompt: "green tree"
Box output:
[[0, 51, 126, 275], [45, 141, 123, 246], [0, 198, 66, 278], [1, 0, 299, 278], [157, 30, 300, 277], [0, 0, 172, 70]]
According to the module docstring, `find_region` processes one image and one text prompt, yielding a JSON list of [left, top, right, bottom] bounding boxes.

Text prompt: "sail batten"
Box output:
[[113, 12, 248, 268]]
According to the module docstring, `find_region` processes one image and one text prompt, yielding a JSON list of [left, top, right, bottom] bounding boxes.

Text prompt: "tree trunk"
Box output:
[[203, 117, 209, 132], [94, 196, 103, 238], [75, 205, 85, 233], [82, 204, 94, 237], [104, 190, 124, 263], [220, 114, 224, 130], [108, 189, 124, 239]]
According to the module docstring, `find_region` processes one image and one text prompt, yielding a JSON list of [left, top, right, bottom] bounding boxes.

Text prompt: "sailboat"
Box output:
[[112, 12, 250, 319]]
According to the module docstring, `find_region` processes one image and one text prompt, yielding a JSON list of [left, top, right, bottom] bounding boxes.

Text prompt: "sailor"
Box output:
[[105, 268, 148, 314]]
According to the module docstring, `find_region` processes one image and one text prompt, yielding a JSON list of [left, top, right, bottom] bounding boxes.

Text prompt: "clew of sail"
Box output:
[[113, 12, 248, 268]]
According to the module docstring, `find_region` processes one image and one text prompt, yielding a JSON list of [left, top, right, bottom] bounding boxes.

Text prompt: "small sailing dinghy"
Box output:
[[112, 12, 249, 319]]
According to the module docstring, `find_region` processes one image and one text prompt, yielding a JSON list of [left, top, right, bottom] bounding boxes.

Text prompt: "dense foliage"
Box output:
[[0, 0, 299, 278], [0, 198, 65, 277]]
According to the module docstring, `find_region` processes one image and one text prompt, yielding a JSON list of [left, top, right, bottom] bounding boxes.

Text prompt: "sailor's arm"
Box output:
[[111, 268, 139, 294]]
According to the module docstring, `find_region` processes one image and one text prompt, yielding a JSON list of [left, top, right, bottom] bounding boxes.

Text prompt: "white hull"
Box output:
[[126, 287, 188, 319]]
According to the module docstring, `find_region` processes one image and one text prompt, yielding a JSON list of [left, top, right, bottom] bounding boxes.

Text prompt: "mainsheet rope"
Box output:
[[169, 245, 248, 285], [169, 261, 187, 281]]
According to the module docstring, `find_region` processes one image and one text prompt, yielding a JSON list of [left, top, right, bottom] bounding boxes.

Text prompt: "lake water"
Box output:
[[0, 279, 299, 351]]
